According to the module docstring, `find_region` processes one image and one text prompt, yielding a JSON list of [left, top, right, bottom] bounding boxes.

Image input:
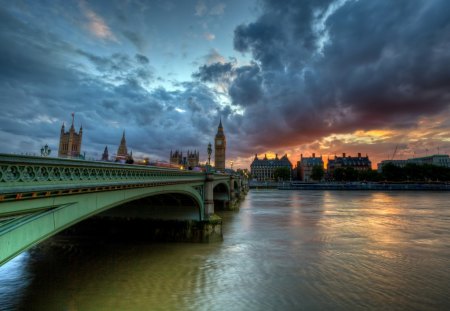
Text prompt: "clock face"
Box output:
[[216, 139, 222, 146]]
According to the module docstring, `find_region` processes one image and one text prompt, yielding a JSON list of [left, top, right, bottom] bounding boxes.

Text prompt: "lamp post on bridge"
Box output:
[[40, 144, 51, 157], [207, 142, 212, 166]]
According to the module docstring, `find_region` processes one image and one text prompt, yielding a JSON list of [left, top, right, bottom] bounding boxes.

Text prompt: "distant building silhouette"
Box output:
[[377, 154, 450, 172], [58, 113, 82, 158], [214, 119, 226, 171], [170, 150, 199, 168], [101, 146, 109, 161], [250, 153, 292, 181], [116, 131, 133, 163]]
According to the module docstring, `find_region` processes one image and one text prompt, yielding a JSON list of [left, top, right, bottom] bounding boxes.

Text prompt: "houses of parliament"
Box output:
[[169, 119, 226, 171], [57, 115, 227, 171]]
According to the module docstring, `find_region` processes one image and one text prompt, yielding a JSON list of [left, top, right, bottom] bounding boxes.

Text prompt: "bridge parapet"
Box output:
[[0, 154, 205, 201]]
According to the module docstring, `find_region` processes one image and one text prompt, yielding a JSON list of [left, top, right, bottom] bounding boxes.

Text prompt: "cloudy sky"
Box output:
[[1, 0, 449, 168]]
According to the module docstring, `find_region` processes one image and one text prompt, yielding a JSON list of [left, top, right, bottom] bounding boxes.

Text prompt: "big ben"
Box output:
[[214, 119, 226, 171]]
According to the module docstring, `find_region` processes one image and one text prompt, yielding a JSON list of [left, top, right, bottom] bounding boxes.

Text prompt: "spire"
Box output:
[[216, 117, 225, 137], [102, 146, 109, 161], [120, 130, 126, 146], [70, 112, 75, 129], [116, 130, 128, 160], [61, 122, 65, 132]]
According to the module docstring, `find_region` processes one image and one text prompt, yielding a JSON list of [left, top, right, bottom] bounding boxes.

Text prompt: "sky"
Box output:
[[1, 0, 449, 169]]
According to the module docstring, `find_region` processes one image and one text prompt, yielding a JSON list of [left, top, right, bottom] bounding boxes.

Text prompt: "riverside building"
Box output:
[[377, 154, 450, 172], [297, 153, 324, 182], [327, 153, 372, 176], [250, 154, 292, 181]]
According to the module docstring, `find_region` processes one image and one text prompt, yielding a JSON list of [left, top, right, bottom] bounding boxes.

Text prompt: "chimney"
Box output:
[[301, 153, 303, 159], [358, 153, 361, 158], [312, 153, 315, 158], [342, 153, 346, 158]]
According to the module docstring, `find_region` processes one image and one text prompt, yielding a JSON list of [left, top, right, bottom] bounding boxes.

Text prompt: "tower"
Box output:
[[214, 118, 226, 171], [187, 150, 199, 168], [102, 146, 109, 161], [58, 113, 83, 158], [116, 130, 128, 161]]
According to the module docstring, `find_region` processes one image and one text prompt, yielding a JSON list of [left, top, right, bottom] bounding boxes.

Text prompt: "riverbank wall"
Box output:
[[279, 182, 450, 191], [249, 181, 450, 191]]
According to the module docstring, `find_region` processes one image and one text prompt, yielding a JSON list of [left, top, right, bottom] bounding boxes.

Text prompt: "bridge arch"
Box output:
[[0, 184, 204, 266], [212, 181, 230, 210]]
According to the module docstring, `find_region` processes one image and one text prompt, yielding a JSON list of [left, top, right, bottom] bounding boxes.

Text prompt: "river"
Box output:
[[1, 190, 449, 310]]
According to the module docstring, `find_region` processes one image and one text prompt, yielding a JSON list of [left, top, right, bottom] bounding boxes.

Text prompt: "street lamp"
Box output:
[[230, 160, 234, 171], [207, 142, 212, 165], [40, 144, 51, 157]]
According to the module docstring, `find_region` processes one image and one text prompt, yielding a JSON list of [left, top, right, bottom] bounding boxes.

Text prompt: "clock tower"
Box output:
[[214, 118, 226, 171]]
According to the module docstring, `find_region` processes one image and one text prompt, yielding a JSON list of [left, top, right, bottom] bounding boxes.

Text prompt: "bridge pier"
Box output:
[[204, 173, 215, 217], [216, 175, 246, 211]]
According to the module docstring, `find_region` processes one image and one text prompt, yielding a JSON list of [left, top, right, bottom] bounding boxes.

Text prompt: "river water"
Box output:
[[1, 190, 449, 311]]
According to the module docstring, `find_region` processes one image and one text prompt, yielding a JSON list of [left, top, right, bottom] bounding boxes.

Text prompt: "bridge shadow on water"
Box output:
[[55, 193, 212, 243]]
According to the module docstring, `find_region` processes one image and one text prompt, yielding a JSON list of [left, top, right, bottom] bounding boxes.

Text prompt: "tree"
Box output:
[[358, 169, 381, 182], [381, 163, 403, 181], [344, 167, 357, 181], [333, 167, 358, 181], [274, 167, 291, 181], [333, 168, 345, 181], [310, 165, 324, 181]]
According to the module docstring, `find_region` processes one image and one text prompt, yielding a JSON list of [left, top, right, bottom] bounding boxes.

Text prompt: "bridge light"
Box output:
[[40, 144, 51, 157]]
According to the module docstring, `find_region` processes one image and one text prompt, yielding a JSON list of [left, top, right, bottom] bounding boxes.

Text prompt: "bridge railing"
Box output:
[[0, 154, 206, 198]]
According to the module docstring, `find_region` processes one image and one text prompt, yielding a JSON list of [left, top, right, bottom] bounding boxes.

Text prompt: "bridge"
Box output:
[[0, 154, 248, 266]]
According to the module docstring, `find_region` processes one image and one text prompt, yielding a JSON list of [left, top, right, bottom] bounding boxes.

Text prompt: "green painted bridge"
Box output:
[[0, 154, 248, 266]]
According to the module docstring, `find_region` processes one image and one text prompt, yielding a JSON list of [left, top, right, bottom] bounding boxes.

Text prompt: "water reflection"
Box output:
[[1, 190, 450, 310]]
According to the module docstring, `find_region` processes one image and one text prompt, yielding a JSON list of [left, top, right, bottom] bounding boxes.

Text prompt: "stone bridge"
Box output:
[[0, 154, 248, 266]]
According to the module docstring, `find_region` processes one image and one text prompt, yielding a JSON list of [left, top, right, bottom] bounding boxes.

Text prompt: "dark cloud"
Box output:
[[0, 6, 222, 161], [228, 63, 263, 107], [192, 62, 233, 82], [76, 50, 154, 86], [123, 30, 145, 50], [230, 0, 450, 152], [135, 53, 149, 64]]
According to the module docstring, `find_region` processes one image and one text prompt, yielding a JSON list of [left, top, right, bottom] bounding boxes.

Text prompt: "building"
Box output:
[[298, 153, 324, 182], [327, 153, 371, 176], [58, 113, 83, 158], [170, 150, 199, 168], [214, 119, 226, 171], [250, 154, 293, 181], [101, 146, 109, 161], [115, 131, 133, 163], [377, 154, 450, 172]]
